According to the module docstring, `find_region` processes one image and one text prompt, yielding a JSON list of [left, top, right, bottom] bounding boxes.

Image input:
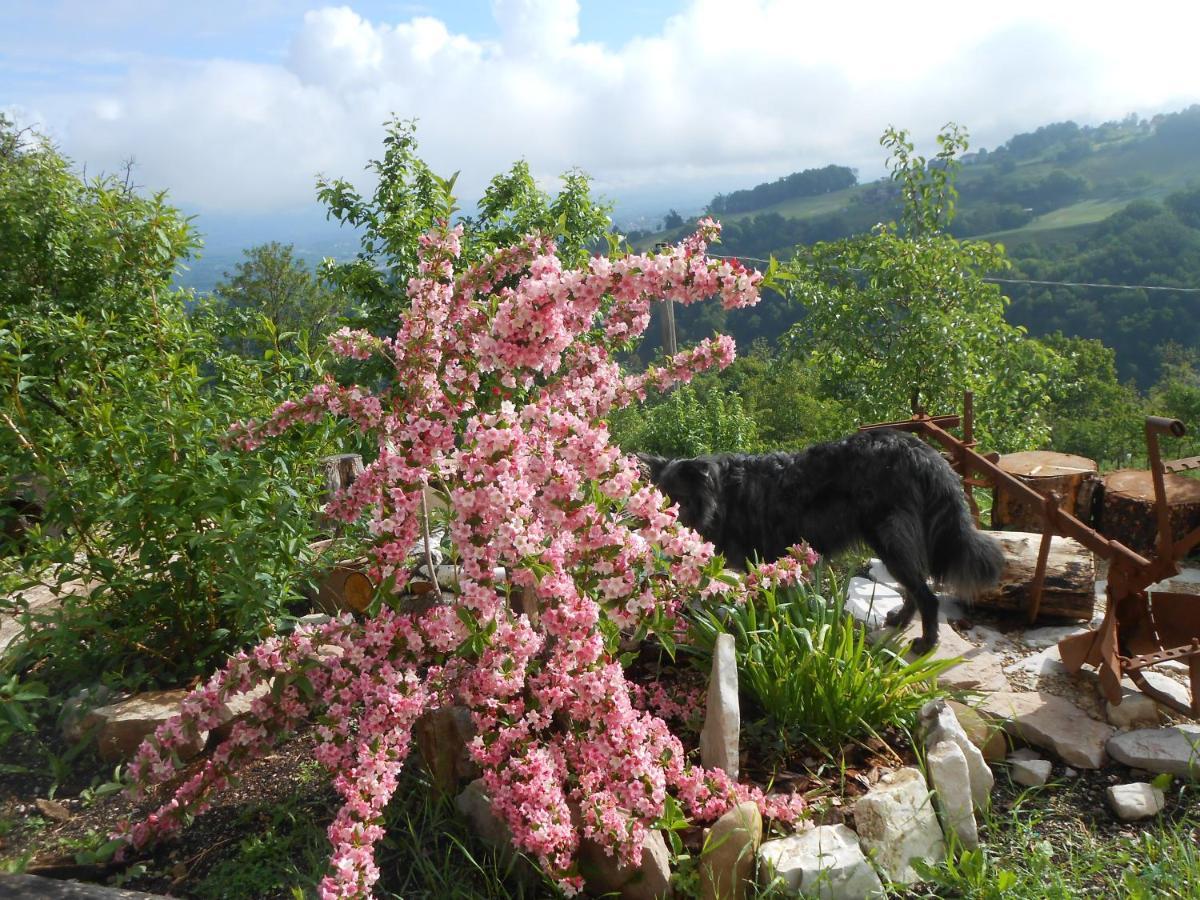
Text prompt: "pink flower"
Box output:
[[123, 221, 809, 895]]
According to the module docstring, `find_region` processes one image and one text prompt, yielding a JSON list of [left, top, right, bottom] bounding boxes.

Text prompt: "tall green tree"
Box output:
[[210, 241, 339, 356], [317, 118, 612, 339], [784, 125, 1063, 451]]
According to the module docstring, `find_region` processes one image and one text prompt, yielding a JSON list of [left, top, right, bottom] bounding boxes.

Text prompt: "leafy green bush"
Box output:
[[1039, 332, 1147, 466], [686, 566, 952, 755], [611, 384, 762, 457], [0, 117, 341, 689]]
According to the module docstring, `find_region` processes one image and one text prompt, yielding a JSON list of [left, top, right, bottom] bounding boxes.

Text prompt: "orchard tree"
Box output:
[[785, 125, 1064, 451]]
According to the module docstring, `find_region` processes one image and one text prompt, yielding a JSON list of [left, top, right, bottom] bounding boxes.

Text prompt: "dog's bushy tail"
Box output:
[[923, 457, 1005, 598]]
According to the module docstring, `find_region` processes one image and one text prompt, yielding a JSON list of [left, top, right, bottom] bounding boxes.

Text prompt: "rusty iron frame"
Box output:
[[860, 395, 1200, 718]]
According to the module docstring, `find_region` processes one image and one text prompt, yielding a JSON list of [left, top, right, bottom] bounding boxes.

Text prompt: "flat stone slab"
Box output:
[[1004, 646, 1068, 681], [867, 558, 897, 586], [0, 874, 164, 897], [1020, 624, 1091, 651], [0, 580, 92, 655], [981, 691, 1113, 769], [908, 621, 1009, 693], [82, 690, 207, 763], [845, 577, 903, 628], [1107, 726, 1200, 777]]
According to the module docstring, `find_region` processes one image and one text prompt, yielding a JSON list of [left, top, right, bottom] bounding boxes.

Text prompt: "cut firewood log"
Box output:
[[1098, 469, 1200, 558], [968, 530, 1095, 621], [991, 451, 1100, 530]]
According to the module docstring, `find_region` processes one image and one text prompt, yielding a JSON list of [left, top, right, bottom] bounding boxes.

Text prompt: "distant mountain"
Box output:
[[173, 207, 361, 294], [628, 105, 1200, 385], [633, 105, 1200, 250]]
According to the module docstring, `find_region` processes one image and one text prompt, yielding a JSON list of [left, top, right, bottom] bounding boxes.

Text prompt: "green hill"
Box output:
[[629, 105, 1200, 386], [634, 105, 1200, 254]]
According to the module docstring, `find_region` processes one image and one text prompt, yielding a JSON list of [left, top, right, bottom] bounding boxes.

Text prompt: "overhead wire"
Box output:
[[700, 252, 1200, 294]]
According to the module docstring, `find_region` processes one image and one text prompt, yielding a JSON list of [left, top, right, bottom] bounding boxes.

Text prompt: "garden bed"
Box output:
[[3, 699, 1198, 899]]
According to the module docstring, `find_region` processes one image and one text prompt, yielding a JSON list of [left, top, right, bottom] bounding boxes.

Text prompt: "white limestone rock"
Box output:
[[700, 633, 740, 778], [1004, 645, 1067, 681], [1010, 758, 1052, 787], [1107, 725, 1200, 777], [758, 825, 883, 899], [926, 740, 979, 850], [981, 691, 1114, 769], [853, 767, 945, 884], [1007, 747, 1041, 762], [1104, 690, 1162, 729], [213, 680, 273, 741], [1020, 624, 1091, 651], [1124, 670, 1192, 712], [867, 558, 897, 587], [919, 700, 993, 810], [845, 577, 903, 629], [1106, 783, 1166, 822]]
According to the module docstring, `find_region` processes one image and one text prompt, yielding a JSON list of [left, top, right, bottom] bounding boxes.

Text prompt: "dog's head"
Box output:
[[637, 453, 722, 535]]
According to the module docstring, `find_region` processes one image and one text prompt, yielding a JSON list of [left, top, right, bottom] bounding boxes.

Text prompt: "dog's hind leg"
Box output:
[[873, 524, 942, 655]]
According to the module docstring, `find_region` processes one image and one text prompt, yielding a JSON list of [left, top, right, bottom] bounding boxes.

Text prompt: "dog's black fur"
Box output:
[[639, 429, 1004, 653]]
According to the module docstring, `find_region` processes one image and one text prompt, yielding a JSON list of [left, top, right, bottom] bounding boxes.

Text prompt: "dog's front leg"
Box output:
[[884, 593, 917, 631]]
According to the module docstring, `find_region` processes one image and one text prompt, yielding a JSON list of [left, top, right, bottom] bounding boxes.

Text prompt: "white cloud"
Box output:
[[19, 0, 1200, 215]]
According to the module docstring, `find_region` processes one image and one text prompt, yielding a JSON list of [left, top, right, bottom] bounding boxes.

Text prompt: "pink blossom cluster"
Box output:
[[629, 678, 707, 729], [742, 544, 821, 591], [116, 220, 809, 897]]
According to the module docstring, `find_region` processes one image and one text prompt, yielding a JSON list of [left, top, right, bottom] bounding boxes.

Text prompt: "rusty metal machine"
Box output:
[[861, 396, 1200, 718]]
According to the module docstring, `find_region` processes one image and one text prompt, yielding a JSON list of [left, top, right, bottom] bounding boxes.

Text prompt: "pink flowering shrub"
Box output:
[[115, 219, 808, 897]]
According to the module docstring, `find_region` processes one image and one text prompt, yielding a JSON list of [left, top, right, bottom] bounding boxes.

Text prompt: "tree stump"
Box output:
[[971, 531, 1095, 621], [1098, 469, 1200, 558], [991, 451, 1100, 530], [320, 453, 364, 495]]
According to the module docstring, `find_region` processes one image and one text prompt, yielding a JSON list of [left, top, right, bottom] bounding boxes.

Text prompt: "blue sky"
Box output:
[[0, 2, 680, 84], [4, 1, 1199, 226]]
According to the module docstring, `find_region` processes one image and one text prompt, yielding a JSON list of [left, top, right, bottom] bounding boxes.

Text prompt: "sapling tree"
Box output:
[[785, 125, 1066, 452]]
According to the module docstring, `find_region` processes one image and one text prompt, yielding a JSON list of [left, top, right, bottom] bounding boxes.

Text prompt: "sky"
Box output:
[[4, 0, 1200, 227]]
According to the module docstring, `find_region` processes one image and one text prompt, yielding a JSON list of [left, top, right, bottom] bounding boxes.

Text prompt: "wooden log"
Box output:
[[972, 530, 1095, 621], [320, 453, 364, 495], [307, 539, 374, 614], [991, 451, 1100, 530], [1098, 469, 1200, 558], [316, 453, 364, 533]]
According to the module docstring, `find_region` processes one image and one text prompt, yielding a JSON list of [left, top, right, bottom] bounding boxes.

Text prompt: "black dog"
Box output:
[[639, 429, 1004, 653]]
